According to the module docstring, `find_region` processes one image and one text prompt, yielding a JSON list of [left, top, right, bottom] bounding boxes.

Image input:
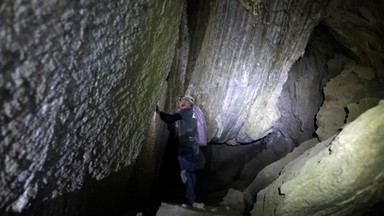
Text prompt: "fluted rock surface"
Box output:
[[175, 0, 329, 143], [0, 0, 182, 214]]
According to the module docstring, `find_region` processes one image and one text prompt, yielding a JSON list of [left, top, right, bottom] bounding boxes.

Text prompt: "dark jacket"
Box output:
[[159, 108, 198, 156]]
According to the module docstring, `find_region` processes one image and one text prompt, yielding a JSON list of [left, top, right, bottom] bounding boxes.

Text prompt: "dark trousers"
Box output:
[[178, 150, 199, 203]]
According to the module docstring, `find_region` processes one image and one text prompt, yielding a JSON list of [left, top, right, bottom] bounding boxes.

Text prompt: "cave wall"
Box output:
[[324, 0, 384, 82], [248, 0, 384, 215], [252, 101, 384, 216], [165, 0, 329, 144], [151, 0, 384, 207], [0, 0, 183, 215], [151, 0, 331, 204], [1, 0, 383, 215], [217, 0, 384, 214], [316, 0, 384, 141], [274, 26, 342, 147], [222, 25, 347, 202]]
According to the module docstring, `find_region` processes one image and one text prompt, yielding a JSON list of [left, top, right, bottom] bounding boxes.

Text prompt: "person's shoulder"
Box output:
[[179, 108, 193, 115]]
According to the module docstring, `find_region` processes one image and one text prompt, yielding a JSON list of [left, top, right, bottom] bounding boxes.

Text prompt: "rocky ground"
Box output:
[[122, 201, 243, 216], [155, 202, 242, 216]]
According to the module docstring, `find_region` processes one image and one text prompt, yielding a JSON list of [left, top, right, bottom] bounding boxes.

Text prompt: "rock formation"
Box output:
[[252, 101, 384, 216], [0, 0, 383, 215], [178, 0, 328, 144], [0, 0, 183, 215]]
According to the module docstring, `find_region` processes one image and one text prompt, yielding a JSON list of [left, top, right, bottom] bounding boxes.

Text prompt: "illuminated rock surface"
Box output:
[[251, 101, 384, 216], [0, 0, 183, 215], [0, 0, 383, 215], [178, 0, 328, 143], [315, 63, 384, 141]]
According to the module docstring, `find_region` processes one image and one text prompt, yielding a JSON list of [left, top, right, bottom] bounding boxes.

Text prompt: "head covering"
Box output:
[[183, 95, 195, 105]]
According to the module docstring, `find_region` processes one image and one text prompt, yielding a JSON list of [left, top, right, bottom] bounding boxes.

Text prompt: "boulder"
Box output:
[[252, 101, 384, 216]]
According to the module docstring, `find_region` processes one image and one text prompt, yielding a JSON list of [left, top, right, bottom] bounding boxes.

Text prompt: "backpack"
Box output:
[[193, 105, 207, 146]]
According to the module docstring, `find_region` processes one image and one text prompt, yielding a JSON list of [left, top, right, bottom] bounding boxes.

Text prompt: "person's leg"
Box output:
[[178, 153, 198, 204], [184, 170, 195, 203]]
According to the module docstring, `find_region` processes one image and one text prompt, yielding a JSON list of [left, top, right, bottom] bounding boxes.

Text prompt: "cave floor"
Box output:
[[155, 202, 242, 216]]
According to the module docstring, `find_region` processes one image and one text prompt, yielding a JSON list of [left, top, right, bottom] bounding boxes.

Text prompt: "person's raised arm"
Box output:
[[156, 105, 182, 123]]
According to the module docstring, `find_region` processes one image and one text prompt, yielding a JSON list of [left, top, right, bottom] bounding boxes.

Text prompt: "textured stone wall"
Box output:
[[177, 0, 329, 143], [248, 1, 384, 214], [153, 0, 330, 203], [215, 25, 350, 214], [316, 0, 384, 141], [0, 0, 183, 214], [252, 101, 384, 216], [275, 26, 343, 147], [211, 0, 384, 214], [315, 59, 384, 141], [324, 0, 384, 82], [2, 0, 382, 214]]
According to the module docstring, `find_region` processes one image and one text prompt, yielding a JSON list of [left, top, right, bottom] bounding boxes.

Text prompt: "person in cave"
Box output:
[[156, 95, 202, 207]]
